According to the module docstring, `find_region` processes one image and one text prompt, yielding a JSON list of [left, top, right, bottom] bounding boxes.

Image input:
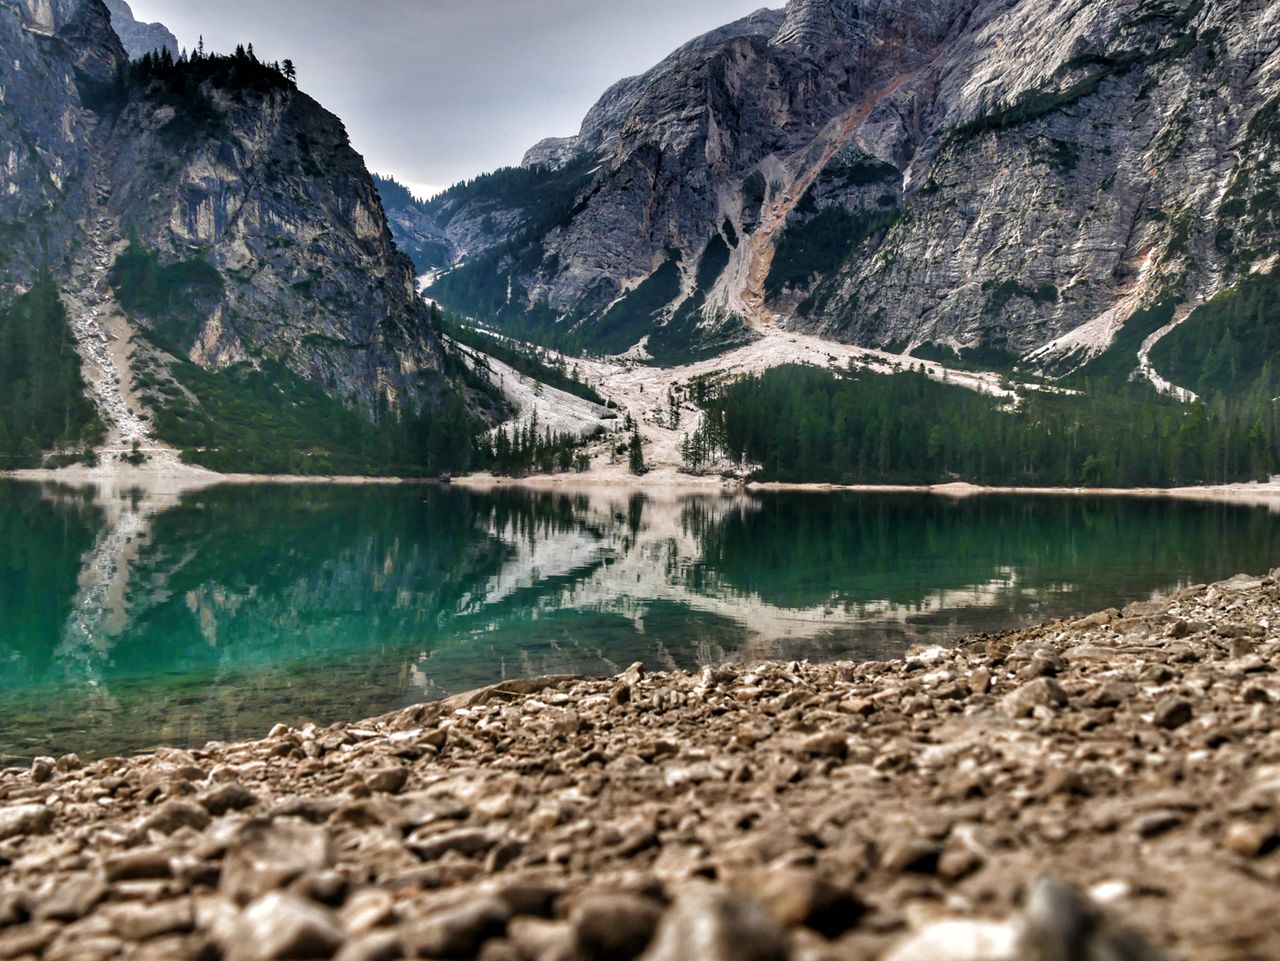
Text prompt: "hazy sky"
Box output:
[[126, 0, 775, 197]]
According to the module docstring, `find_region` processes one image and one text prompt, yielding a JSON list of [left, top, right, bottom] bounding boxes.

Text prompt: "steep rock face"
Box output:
[[0, 0, 456, 417], [523, 7, 788, 168], [101, 0, 176, 59], [771, 0, 864, 48], [0, 0, 115, 289], [418, 9, 791, 299], [98, 62, 446, 407], [420, 0, 1280, 367], [811, 0, 1280, 359]]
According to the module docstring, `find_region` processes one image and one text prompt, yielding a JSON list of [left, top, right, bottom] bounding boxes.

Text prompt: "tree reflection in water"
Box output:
[[0, 480, 1277, 761]]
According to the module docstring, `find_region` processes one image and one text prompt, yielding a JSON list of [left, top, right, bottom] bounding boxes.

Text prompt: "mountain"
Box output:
[[371, 174, 456, 274], [417, 0, 1280, 372], [0, 0, 494, 471], [101, 0, 176, 59], [522, 7, 789, 169]]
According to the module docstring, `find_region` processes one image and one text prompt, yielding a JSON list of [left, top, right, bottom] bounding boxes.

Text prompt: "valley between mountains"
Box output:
[[2, 0, 1280, 489]]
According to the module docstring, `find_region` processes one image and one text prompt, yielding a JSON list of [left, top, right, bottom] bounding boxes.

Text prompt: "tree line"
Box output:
[[480, 410, 594, 477], [683, 364, 1279, 487], [0, 279, 102, 467], [129, 39, 296, 90], [1150, 267, 1280, 403]]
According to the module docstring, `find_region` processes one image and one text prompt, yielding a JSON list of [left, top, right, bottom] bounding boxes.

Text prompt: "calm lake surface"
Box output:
[[1, 479, 1278, 762]]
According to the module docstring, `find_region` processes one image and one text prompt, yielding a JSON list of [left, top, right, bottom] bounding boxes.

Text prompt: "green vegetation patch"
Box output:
[[740, 171, 768, 233], [444, 320, 606, 405], [647, 237, 756, 366], [0, 278, 103, 467], [819, 156, 901, 191], [909, 342, 1020, 374], [949, 20, 1201, 143], [425, 157, 600, 340], [765, 201, 899, 300], [1066, 297, 1178, 386], [590, 252, 683, 356], [695, 363, 1277, 487], [146, 335, 481, 477], [983, 279, 1060, 315], [113, 47, 292, 142], [111, 238, 224, 350], [1150, 269, 1280, 401], [425, 155, 599, 233]]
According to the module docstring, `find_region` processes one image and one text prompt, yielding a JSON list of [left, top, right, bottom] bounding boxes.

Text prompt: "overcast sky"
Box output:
[[126, 0, 775, 197]]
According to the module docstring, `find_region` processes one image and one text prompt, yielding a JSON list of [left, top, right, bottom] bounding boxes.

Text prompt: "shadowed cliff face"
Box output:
[[0, 0, 453, 416], [420, 0, 1280, 365]]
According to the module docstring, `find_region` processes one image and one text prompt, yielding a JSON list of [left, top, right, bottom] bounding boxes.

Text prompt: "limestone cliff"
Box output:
[[0, 0, 111, 290], [96, 54, 447, 409]]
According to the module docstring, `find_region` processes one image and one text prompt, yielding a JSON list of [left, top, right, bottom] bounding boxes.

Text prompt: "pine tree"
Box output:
[[628, 431, 647, 476]]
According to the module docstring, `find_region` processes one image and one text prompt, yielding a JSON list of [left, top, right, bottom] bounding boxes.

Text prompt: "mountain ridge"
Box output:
[[406, 0, 1280, 382]]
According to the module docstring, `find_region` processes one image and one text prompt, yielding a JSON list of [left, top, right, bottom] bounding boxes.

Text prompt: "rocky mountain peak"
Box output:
[[102, 0, 178, 59], [522, 6, 787, 168], [411, 0, 1279, 375], [0, 0, 498, 470], [772, 0, 864, 49]]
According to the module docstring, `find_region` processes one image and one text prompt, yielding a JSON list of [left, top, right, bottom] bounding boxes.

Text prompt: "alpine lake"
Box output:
[[2, 477, 1278, 763]]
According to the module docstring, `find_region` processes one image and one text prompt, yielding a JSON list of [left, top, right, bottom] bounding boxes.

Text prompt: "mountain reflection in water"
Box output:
[[1, 479, 1277, 761]]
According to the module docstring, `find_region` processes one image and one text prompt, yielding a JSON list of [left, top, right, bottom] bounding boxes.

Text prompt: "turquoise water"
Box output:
[[1, 480, 1278, 762]]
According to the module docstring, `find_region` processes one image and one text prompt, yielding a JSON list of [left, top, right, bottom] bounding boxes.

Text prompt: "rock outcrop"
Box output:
[[96, 54, 447, 409], [419, 0, 1280, 368], [522, 7, 788, 169], [0, 0, 110, 291]]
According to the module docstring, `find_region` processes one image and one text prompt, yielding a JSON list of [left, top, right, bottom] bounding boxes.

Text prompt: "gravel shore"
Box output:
[[2, 572, 1279, 961]]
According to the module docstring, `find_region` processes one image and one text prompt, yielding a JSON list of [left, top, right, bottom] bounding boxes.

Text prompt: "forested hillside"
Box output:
[[0, 280, 103, 467], [1151, 269, 1280, 402], [685, 366, 1277, 487]]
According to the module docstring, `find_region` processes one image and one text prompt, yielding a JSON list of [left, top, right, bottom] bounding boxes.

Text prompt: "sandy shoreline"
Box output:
[[0, 571, 1277, 960], [5, 463, 1280, 511]]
